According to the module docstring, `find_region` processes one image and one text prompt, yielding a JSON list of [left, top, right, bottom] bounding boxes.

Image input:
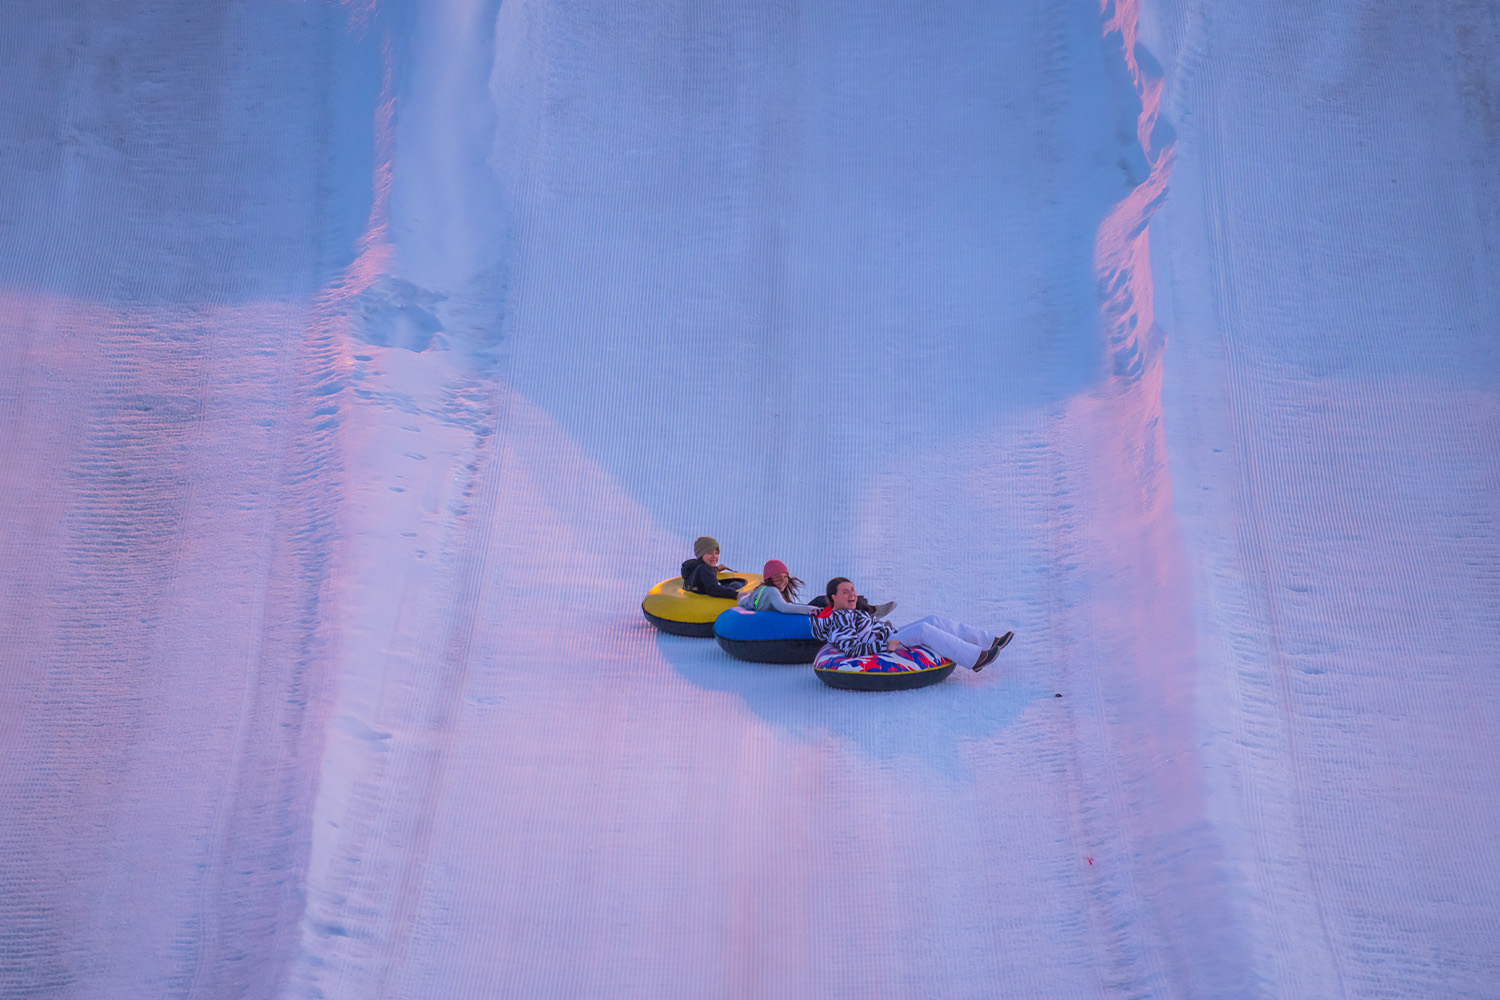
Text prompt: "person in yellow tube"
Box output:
[[680, 536, 746, 598]]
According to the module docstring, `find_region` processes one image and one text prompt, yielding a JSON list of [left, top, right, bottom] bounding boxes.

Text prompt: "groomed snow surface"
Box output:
[[2, 1, 1498, 997]]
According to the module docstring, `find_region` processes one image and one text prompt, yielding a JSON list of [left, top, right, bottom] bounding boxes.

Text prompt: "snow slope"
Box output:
[[1, 1, 1496, 998], [1146, 3, 1500, 994]]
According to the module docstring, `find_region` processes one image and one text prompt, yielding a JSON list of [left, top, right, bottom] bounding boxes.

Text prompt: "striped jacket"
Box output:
[[810, 608, 895, 657]]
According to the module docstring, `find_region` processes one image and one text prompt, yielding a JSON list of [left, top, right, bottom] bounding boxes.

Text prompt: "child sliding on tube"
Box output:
[[681, 536, 746, 599], [738, 560, 818, 615]]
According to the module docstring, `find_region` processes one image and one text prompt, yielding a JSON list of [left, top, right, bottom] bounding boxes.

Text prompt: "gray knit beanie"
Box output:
[[693, 536, 719, 559]]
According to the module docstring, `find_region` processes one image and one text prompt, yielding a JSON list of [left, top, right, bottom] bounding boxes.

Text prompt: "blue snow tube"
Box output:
[[713, 607, 824, 663], [812, 643, 957, 691]]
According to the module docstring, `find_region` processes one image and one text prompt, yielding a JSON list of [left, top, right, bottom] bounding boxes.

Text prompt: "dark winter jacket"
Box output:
[[810, 608, 895, 657], [681, 557, 742, 599]]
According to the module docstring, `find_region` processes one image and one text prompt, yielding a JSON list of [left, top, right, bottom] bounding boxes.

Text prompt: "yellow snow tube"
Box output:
[[642, 572, 763, 637]]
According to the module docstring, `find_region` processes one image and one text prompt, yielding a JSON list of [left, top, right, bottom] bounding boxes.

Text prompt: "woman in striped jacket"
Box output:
[[810, 577, 1014, 672]]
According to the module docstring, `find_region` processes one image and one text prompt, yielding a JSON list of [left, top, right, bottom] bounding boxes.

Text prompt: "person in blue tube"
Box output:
[[738, 559, 817, 614]]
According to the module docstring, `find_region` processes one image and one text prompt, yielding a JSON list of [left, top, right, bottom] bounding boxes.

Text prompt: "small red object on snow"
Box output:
[[1087, 857, 1094, 865]]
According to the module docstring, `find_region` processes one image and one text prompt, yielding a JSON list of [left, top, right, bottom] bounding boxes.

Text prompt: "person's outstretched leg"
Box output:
[[892, 617, 983, 669], [914, 613, 993, 649]]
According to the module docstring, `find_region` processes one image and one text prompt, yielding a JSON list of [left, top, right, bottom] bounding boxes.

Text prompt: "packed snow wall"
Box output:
[[0, 4, 385, 996], [1, 1, 1497, 998], [1144, 2, 1500, 994]]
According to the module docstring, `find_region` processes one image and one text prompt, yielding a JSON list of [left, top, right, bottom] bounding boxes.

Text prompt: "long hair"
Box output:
[[775, 574, 805, 602]]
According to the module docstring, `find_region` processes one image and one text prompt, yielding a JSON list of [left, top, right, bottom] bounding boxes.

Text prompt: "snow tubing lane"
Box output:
[[714, 607, 822, 663], [642, 573, 762, 638], [813, 643, 957, 691]]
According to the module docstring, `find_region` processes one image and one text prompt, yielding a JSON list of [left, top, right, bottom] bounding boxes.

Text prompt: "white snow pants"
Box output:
[[892, 614, 992, 669]]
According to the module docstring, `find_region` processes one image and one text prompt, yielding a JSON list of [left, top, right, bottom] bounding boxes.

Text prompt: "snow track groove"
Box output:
[[289, 371, 518, 999], [1152, 0, 1500, 995], [1195, 27, 1349, 1000]]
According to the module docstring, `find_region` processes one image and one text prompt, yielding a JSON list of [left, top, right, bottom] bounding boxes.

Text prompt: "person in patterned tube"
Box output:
[[810, 577, 1014, 672]]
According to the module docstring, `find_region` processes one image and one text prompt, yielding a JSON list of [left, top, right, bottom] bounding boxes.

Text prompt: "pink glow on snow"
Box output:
[[4, 1, 1499, 996]]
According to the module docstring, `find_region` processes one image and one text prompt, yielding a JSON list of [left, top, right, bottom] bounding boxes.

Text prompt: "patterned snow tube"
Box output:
[[812, 643, 957, 691], [641, 573, 763, 637], [713, 607, 823, 663]]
